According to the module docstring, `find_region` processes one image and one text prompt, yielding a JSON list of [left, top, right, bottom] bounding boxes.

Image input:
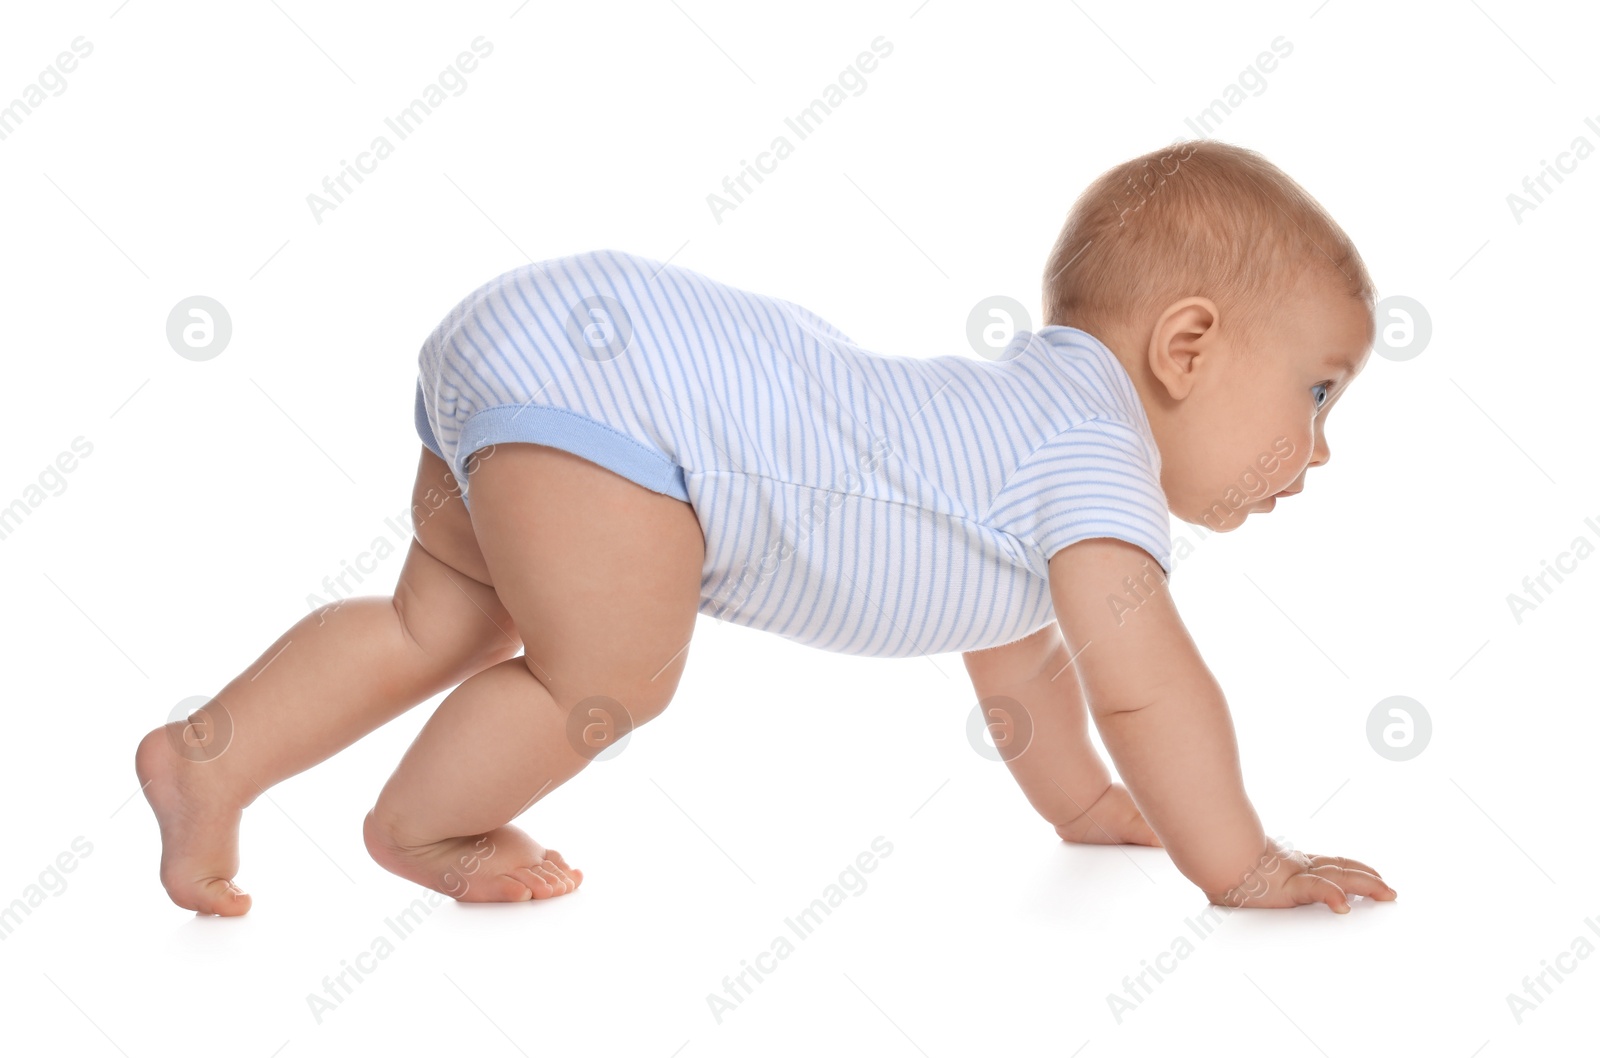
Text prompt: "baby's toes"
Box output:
[[182, 876, 252, 917], [510, 860, 575, 898], [544, 850, 583, 887], [479, 874, 536, 902], [536, 858, 579, 894]]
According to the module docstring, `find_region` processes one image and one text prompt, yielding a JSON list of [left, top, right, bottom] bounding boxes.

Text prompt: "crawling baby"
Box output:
[[137, 139, 1397, 916]]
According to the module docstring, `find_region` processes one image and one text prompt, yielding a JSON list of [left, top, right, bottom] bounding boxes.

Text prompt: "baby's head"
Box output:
[[1041, 140, 1376, 532]]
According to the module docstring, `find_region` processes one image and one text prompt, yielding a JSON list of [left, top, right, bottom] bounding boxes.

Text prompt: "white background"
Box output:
[[2, 0, 1596, 1054]]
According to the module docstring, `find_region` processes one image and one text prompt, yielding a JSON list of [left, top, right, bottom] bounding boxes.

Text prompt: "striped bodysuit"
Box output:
[[414, 248, 1172, 659]]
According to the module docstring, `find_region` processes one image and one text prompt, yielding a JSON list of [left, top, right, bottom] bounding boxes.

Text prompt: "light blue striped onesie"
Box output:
[[414, 248, 1172, 659]]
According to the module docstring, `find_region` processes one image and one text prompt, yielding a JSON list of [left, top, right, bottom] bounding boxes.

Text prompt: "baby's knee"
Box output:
[[620, 683, 675, 727], [555, 677, 677, 748], [528, 642, 684, 728]]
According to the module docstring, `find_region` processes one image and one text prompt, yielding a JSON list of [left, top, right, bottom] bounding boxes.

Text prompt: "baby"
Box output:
[[137, 139, 1397, 916]]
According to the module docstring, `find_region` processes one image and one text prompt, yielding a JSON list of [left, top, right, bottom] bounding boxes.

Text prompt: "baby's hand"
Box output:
[[1053, 782, 1163, 847], [1206, 836, 1397, 913]]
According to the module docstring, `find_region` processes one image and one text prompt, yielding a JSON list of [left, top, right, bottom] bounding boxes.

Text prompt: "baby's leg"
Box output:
[[362, 442, 704, 902], [135, 447, 523, 915]]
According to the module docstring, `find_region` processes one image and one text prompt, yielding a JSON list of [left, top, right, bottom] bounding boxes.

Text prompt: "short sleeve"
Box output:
[[983, 417, 1172, 575]]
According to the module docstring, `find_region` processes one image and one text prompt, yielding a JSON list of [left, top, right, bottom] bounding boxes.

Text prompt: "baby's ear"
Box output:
[[1147, 297, 1220, 399]]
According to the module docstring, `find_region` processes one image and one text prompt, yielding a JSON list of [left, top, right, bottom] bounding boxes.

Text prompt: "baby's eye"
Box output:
[[1312, 382, 1330, 410]]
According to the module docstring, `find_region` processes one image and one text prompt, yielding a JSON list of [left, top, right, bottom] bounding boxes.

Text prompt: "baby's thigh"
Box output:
[[464, 442, 706, 719], [411, 445, 494, 586]]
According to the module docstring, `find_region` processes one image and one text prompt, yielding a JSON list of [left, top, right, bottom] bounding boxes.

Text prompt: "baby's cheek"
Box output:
[[1237, 467, 1272, 498], [1255, 432, 1303, 488]]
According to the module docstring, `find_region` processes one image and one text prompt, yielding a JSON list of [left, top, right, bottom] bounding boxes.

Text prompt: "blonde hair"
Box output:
[[1041, 140, 1374, 351]]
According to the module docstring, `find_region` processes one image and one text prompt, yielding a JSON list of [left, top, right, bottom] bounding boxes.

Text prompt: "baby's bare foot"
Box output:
[[1055, 782, 1162, 847], [134, 723, 253, 916], [363, 812, 582, 902]]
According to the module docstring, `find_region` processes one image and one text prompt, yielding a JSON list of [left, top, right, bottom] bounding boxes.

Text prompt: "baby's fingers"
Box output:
[[1289, 871, 1352, 914], [1307, 864, 1397, 905], [1307, 853, 1384, 880]]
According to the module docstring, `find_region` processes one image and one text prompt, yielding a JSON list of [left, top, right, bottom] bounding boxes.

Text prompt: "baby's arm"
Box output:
[[962, 624, 1157, 846], [1046, 537, 1396, 911]]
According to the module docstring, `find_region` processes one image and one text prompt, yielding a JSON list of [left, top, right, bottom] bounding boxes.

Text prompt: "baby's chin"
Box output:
[[1180, 497, 1276, 531]]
